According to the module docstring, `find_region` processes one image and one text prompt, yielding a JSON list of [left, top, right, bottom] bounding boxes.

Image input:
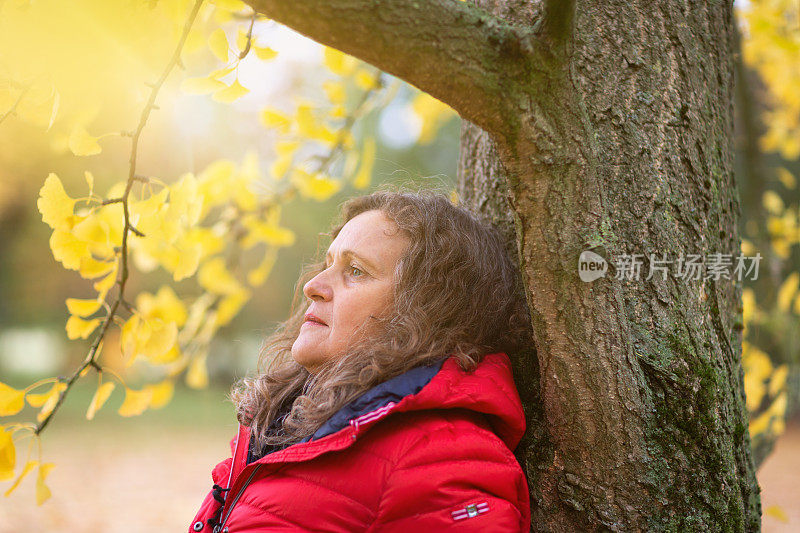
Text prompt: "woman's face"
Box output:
[[291, 209, 410, 374]]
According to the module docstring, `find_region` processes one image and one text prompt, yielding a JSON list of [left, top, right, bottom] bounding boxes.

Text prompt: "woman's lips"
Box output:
[[303, 312, 327, 326]]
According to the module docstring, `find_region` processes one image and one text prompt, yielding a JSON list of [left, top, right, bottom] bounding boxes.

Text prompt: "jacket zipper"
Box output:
[[225, 423, 242, 491], [218, 463, 261, 530]]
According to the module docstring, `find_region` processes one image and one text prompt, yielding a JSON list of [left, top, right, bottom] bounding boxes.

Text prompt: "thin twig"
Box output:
[[34, 0, 206, 436], [238, 10, 258, 60]]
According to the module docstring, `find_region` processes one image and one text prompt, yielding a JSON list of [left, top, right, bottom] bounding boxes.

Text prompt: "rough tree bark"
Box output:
[[246, 0, 761, 530]]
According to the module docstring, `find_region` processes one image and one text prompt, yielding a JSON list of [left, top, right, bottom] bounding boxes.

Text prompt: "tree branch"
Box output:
[[246, 0, 542, 137], [540, 0, 575, 49]]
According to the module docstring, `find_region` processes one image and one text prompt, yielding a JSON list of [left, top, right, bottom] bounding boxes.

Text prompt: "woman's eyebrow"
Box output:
[[325, 249, 380, 273]]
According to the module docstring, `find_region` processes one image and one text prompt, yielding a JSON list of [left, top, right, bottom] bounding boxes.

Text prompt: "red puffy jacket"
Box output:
[[188, 352, 530, 532]]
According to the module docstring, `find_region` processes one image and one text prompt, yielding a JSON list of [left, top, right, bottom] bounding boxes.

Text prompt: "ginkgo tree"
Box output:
[[0, 0, 456, 505]]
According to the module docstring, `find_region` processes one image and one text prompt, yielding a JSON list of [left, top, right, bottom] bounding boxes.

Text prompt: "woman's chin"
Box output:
[[291, 347, 323, 372]]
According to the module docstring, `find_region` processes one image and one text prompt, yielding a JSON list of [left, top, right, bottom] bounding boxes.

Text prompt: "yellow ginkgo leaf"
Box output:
[[260, 108, 291, 134], [186, 352, 209, 389], [0, 382, 26, 416], [47, 88, 60, 132], [50, 229, 90, 271], [742, 288, 757, 329], [180, 76, 227, 95], [353, 137, 376, 190], [68, 124, 102, 156], [84, 170, 94, 197], [781, 138, 800, 161], [129, 187, 168, 219], [210, 63, 237, 81], [0, 426, 15, 481], [235, 27, 249, 52], [4, 461, 36, 497], [323, 47, 356, 76], [34, 382, 67, 424], [341, 130, 356, 150], [748, 409, 771, 437], [93, 264, 118, 294], [765, 505, 789, 523], [137, 286, 188, 327], [86, 382, 115, 420], [762, 190, 784, 215], [342, 148, 359, 177], [290, 169, 341, 202], [411, 91, 455, 144], [329, 105, 346, 119], [66, 297, 104, 318], [36, 462, 55, 505], [120, 315, 139, 362], [769, 365, 789, 397], [777, 272, 799, 312], [269, 155, 292, 181], [146, 380, 174, 409], [275, 140, 299, 157], [354, 69, 379, 91], [248, 248, 278, 287], [208, 28, 229, 62], [37, 174, 76, 230], [72, 215, 114, 259], [740, 239, 755, 256], [216, 289, 251, 327], [743, 343, 773, 382], [777, 168, 796, 190], [165, 353, 191, 379], [66, 315, 101, 340], [312, 124, 339, 147], [213, 0, 246, 14], [743, 372, 765, 412], [78, 256, 115, 280], [254, 46, 278, 61], [118, 386, 153, 417], [171, 242, 202, 282], [772, 238, 791, 260], [25, 381, 58, 408], [212, 78, 249, 104], [198, 257, 243, 295], [295, 103, 316, 137], [141, 320, 178, 363], [232, 177, 258, 211], [241, 217, 296, 248], [322, 81, 345, 105]]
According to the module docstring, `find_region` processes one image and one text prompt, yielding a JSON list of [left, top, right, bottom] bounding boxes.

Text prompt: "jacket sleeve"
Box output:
[[368, 423, 530, 532]]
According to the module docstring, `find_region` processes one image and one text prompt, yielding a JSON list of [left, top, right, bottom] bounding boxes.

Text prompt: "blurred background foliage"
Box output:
[[0, 0, 797, 526], [0, 0, 459, 384]]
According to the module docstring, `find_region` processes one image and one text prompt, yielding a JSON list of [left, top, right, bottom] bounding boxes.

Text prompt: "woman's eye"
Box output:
[[349, 266, 364, 277]]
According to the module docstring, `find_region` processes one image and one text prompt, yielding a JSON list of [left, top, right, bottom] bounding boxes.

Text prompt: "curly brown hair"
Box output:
[[228, 184, 530, 453]]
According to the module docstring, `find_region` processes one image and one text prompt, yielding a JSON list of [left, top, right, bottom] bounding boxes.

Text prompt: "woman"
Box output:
[[189, 187, 532, 532]]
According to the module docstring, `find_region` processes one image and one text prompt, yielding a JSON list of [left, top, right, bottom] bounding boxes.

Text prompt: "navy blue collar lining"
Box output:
[[299, 357, 447, 443]]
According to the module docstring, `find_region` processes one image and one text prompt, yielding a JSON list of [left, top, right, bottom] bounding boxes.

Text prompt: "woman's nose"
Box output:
[[303, 270, 333, 301]]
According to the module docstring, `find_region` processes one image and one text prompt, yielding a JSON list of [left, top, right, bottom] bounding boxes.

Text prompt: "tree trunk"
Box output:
[[248, 0, 761, 530]]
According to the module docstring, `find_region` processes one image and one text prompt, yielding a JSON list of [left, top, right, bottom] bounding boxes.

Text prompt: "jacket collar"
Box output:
[[298, 357, 447, 443], [236, 352, 526, 466]]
